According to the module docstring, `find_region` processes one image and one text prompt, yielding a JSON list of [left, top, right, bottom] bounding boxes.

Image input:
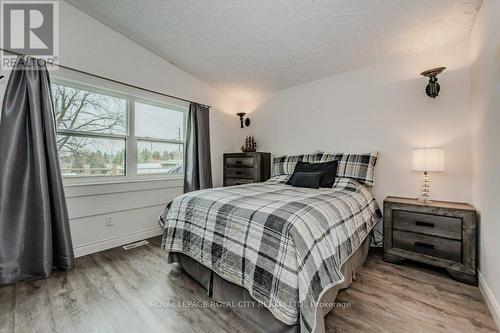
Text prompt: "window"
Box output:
[[53, 82, 127, 177], [52, 78, 186, 182], [135, 102, 184, 175], [58, 135, 126, 177]]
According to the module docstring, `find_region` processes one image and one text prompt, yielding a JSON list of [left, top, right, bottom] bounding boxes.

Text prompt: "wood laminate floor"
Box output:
[[0, 237, 497, 333]]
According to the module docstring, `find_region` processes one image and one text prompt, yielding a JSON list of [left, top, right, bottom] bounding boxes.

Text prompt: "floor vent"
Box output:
[[123, 240, 149, 250]]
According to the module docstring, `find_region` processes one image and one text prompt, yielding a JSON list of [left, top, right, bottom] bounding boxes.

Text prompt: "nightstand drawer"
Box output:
[[225, 157, 254, 167], [393, 230, 461, 262], [225, 178, 254, 186], [225, 167, 254, 179], [393, 210, 462, 240]]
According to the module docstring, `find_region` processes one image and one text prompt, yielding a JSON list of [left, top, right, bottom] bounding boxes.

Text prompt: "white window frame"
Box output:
[[53, 76, 187, 186], [133, 98, 186, 177]]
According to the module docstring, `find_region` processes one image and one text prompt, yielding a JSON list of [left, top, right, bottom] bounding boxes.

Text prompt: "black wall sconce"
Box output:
[[420, 67, 446, 98], [236, 112, 250, 128]]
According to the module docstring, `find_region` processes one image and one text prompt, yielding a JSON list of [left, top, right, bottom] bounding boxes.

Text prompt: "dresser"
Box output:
[[383, 197, 477, 285], [223, 152, 271, 186]]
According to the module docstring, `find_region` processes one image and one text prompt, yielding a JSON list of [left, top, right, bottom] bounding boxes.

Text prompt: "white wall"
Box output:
[[238, 40, 473, 209], [470, 0, 500, 327], [54, 2, 238, 256]]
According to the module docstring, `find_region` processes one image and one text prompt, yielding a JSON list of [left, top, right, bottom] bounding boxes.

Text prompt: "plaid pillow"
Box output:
[[320, 152, 378, 186], [272, 153, 321, 176], [266, 175, 291, 183]]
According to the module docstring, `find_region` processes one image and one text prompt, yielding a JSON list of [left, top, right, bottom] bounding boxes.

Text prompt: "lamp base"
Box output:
[[417, 197, 433, 204], [418, 171, 432, 204]]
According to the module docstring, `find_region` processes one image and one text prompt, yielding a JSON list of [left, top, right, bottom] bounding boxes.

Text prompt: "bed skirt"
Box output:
[[168, 233, 371, 333]]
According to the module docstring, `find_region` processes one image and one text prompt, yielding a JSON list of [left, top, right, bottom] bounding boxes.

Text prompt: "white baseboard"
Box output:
[[74, 227, 163, 258], [479, 271, 500, 330]]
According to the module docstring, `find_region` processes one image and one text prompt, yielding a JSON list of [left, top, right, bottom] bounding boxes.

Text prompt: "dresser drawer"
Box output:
[[223, 153, 270, 187], [225, 167, 254, 179], [393, 230, 461, 262], [225, 157, 254, 167], [225, 178, 254, 186], [393, 210, 461, 240]]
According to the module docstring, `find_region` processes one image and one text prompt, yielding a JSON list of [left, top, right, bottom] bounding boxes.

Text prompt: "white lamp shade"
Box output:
[[412, 148, 444, 172]]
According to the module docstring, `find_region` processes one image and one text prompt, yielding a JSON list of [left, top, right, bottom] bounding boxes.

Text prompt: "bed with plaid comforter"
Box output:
[[159, 176, 382, 332]]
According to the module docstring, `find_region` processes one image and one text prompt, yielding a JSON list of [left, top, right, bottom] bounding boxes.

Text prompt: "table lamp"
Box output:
[[412, 148, 444, 203]]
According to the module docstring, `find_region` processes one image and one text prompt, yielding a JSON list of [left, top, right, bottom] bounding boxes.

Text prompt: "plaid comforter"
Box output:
[[159, 177, 382, 332]]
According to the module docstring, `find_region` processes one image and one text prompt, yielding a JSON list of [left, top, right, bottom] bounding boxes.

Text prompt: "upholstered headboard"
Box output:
[[272, 152, 378, 186]]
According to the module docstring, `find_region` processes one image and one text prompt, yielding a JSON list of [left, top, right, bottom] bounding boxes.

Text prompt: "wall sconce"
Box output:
[[236, 112, 250, 128], [420, 67, 446, 98]]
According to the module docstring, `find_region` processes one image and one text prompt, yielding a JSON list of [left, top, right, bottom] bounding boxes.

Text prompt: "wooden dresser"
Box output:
[[223, 152, 271, 186], [383, 196, 477, 285]]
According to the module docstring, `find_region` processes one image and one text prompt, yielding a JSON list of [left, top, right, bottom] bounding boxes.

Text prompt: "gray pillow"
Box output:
[[291, 171, 323, 189]]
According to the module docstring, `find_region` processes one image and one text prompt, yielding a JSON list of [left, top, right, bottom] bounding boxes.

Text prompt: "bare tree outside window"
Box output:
[[52, 82, 127, 177]]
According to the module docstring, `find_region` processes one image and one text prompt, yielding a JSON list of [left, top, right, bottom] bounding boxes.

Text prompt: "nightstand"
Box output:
[[383, 196, 477, 285], [223, 152, 271, 186]]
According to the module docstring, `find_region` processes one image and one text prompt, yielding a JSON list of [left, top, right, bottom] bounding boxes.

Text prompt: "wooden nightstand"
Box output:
[[383, 196, 477, 285], [223, 152, 271, 186]]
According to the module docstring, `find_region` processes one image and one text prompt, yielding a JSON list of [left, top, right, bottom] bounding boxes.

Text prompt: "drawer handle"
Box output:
[[236, 171, 243, 175], [235, 161, 242, 164], [415, 221, 435, 228], [414, 242, 434, 250]]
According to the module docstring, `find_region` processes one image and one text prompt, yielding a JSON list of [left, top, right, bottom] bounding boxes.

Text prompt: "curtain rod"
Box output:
[[0, 48, 211, 109]]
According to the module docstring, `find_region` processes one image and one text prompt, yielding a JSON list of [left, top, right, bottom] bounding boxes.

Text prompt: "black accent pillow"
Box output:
[[286, 160, 338, 188], [291, 171, 323, 189]]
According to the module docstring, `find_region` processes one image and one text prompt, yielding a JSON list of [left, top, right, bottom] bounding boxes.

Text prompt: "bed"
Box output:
[[159, 152, 382, 333]]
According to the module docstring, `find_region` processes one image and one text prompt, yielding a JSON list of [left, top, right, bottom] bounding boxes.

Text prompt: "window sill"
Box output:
[[64, 176, 183, 188], [64, 176, 184, 198]]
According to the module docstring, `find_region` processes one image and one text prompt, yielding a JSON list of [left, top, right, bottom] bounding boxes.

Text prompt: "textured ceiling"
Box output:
[[65, 0, 482, 101]]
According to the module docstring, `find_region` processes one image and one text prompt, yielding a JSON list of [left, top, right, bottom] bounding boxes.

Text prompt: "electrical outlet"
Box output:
[[105, 216, 114, 226]]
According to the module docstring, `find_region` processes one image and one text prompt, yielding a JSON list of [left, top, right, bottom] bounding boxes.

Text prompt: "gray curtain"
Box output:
[[184, 103, 213, 192], [0, 56, 74, 285]]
